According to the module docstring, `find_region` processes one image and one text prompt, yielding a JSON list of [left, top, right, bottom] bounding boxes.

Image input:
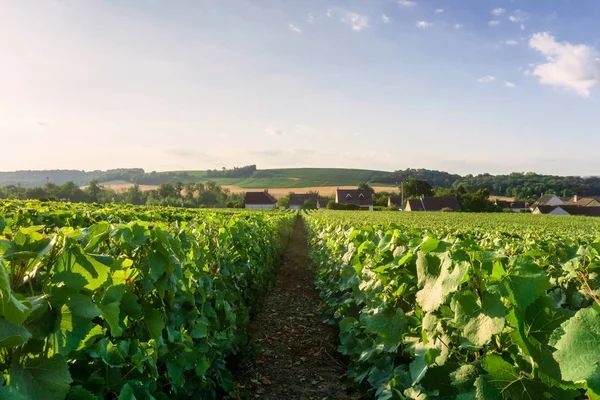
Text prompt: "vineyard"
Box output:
[[0, 201, 295, 399], [304, 211, 600, 399], [2, 202, 600, 400]]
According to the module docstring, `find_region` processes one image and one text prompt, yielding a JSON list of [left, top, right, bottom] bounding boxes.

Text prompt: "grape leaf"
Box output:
[[9, 354, 73, 400], [452, 290, 505, 347], [416, 252, 469, 312], [553, 306, 600, 393]]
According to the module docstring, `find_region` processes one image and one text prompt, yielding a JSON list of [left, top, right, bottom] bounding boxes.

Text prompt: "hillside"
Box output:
[[3, 167, 600, 198]]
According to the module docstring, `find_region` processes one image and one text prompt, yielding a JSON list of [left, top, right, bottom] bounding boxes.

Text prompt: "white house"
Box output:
[[335, 189, 374, 211], [244, 190, 277, 209]]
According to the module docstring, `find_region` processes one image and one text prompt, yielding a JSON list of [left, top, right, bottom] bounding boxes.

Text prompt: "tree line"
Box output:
[[0, 180, 245, 208]]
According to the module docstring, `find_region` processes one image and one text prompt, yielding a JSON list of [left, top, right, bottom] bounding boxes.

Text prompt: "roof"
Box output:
[[336, 189, 373, 206], [496, 200, 528, 209], [567, 197, 598, 207], [289, 193, 319, 207], [389, 195, 403, 206], [245, 190, 277, 205], [534, 194, 561, 207], [535, 205, 600, 216], [406, 199, 424, 211], [421, 196, 461, 211]]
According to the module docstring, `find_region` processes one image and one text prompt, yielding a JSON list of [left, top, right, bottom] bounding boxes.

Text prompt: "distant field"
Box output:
[[93, 182, 398, 199]]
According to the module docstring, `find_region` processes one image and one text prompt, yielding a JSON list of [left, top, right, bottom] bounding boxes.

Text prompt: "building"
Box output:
[[404, 196, 461, 212], [495, 200, 531, 212], [533, 205, 600, 216], [388, 195, 403, 210], [289, 193, 320, 211], [566, 195, 600, 207], [532, 194, 565, 208], [335, 189, 374, 211], [244, 190, 277, 209]]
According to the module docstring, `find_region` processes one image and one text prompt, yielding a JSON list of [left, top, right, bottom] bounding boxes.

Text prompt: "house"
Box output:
[[567, 195, 600, 207], [495, 200, 531, 213], [533, 205, 600, 216], [532, 194, 565, 208], [388, 195, 403, 210], [335, 189, 374, 211], [289, 193, 320, 211], [244, 190, 277, 209], [404, 196, 461, 212], [532, 205, 570, 216]]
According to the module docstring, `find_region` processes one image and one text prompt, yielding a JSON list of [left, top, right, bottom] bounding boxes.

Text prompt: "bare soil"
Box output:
[[232, 219, 360, 400]]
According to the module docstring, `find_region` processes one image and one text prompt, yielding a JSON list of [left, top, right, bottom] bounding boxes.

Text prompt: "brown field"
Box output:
[[88, 182, 397, 199]]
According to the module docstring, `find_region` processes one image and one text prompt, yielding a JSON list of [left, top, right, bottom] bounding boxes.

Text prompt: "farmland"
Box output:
[[304, 211, 600, 399], [2, 202, 600, 400]]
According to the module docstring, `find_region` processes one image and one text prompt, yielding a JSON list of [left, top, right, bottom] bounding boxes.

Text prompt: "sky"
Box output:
[[2, 0, 600, 176]]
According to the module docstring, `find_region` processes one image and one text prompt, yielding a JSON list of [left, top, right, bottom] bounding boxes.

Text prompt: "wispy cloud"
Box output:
[[342, 12, 369, 31], [509, 10, 528, 23], [491, 8, 506, 16], [381, 14, 390, 24], [265, 127, 285, 136], [502, 40, 519, 45], [505, 82, 516, 88], [477, 75, 496, 83], [288, 24, 302, 34], [489, 20, 501, 27], [528, 32, 600, 97], [398, 0, 416, 7], [435, 9, 444, 14], [454, 23, 463, 29], [416, 21, 433, 29], [306, 13, 316, 24]]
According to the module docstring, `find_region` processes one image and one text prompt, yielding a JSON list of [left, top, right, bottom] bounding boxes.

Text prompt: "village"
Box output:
[[243, 188, 600, 216]]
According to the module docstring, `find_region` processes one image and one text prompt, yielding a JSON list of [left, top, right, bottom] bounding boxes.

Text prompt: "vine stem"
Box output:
[[578, 271, 600, 307]]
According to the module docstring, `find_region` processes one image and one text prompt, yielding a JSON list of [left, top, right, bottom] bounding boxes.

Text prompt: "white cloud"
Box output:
[[266, 127, 285, 136], [288, 24, 302, 34], [342, 12, 369, 31], [489, 20, 501, 27], [505, 82, 516, 88], [398, 0, 416, 7], [382, 14, 390, 24], [477, 75, 496, 83], [509, 10, 528, 24], [454, 23, 463, 29], [416, 21, 433, 28], [326, 9, 334, 19], [491, 8, 506, 16], [528, 32, 600, 97], [306, 13, 316, 24], [435, 9, 444, 14], [502, 40, 519, 45], [521, 24, 526, 31]]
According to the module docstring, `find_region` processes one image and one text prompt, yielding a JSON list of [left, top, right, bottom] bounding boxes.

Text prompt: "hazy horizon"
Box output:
[[2, 1, 600, 176]]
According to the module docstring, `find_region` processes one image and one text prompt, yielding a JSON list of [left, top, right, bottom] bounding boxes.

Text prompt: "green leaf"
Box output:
[[143, 307, 164, 341], [416, 252, 468, 312], [361, 306, 406, 347], [66, 386, 99, 400], [504, 257, 551, 311], [52, 294, 101, 356], [553, 306, 600, 393], [117, 383, 137, 400], [481, 355, 547, 400], [452, 290, 505, 347], [98, 284, 126, 337], [0, 317, 32, 348], [53, 242, 109, 291], [9, 354, 73, 400]]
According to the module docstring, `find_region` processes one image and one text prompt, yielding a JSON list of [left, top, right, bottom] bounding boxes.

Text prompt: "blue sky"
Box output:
[[1, 0, 600, 175]]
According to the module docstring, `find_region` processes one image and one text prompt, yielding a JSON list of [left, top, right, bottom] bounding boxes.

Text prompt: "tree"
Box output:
[[358, 183, 374, 192], [404, 179, 433, 198], [278, 193, 291, 208], [302, 200, 317, 210], [124, 184, 144, 205], [158, 183, 177, 199], [174, 181, 184, 197], [87, 180, 102, 203]]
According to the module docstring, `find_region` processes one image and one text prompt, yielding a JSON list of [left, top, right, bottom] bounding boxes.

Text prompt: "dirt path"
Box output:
[[233, 219, 359, 400]]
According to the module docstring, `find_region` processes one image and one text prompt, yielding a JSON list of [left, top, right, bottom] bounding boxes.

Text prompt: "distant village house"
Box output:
[[404, 195, 461, 212], [388, 195, 403, 210], [335, 189, 374, 211], [289, 193, 320, 211], [244, 190, 277, 209]]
